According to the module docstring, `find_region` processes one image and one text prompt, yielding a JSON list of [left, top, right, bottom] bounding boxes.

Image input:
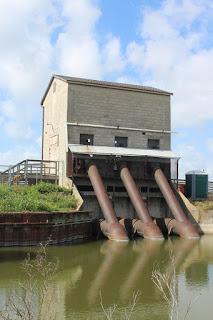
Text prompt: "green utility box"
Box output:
[[185, 171, 208, 200]]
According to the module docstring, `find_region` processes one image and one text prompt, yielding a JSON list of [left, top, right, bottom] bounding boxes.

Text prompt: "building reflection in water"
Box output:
[[180, 236, 211, 287]]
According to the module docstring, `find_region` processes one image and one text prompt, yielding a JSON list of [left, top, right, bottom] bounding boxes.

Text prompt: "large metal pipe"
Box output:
[[87, 163, 128, 241], [120, 164, 163, 239], [154, 168, 200, 238]]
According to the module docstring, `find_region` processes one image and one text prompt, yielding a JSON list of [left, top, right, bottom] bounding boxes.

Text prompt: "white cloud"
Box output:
[[0, 0, 58, 141], [207, 138, 213, 154], [0, 146, 40, 165], [1, 100, 33, 139], [126, 42, 144, 67], [36, 135, 42, 148], [0, 0, 127, 163], [102, 36, 126, 73], [0, 0, 212, 182], [55, 0, 102, 79], [115, 76, 139, 85], [0, 0, 56, 99], [55, 1, 127, 78], [127, 0, 213, 128], [175, 143, 210, 178]]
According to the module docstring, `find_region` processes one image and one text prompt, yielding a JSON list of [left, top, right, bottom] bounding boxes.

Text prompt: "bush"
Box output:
[[194, 200, 213, 212], [32, 182, 70, 194], [0, 183, 77, 212]]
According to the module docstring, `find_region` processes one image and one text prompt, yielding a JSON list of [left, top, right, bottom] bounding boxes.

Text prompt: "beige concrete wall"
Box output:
[[67, 83, 171, 150], [42, 78, 68, 185]]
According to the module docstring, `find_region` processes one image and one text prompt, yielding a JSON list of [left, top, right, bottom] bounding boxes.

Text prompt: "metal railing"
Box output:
[[173, 179, 213, 193], [0, 159, 59, 185], [0, 165, 11, 173], [209, 182, 213, 193]]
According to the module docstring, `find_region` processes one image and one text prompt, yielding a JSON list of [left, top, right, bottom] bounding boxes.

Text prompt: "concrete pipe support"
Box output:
[[120, 164, 163, 240], [154, 168, 200, 239], [87, 163, 129, 242]]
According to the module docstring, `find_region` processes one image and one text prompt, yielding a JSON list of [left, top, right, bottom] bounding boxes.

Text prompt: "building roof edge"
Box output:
[[41, 74, 173, 105]]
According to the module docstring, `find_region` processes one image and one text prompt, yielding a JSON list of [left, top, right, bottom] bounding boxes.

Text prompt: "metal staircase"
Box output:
[[0, 159, 59, 186]]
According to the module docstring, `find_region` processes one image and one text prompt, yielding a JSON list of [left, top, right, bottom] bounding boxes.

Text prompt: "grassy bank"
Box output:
[[0, 182, 77, 212], [193, 200, 213, 213]]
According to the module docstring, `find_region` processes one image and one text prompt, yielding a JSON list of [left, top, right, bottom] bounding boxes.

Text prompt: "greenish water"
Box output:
[[0, 236, 213, 319]]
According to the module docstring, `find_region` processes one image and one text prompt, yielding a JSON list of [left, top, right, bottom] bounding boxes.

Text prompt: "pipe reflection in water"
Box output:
[[87, 241, 128, 304], [180, 235, 213, 271], [120, 239, 164, 301], [176, 236, 209, 287], [2, 237, 213, 319], [164, 238, 199, 281]]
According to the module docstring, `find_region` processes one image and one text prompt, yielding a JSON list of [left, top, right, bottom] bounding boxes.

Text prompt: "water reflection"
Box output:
[[164, 238, 199, 279], [0, 236, 213, 319], [120, 239, 164, 301], [87, 241, 128, 304]]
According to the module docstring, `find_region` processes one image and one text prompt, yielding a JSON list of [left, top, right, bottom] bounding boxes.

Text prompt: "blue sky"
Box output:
[[0, 0, 213, 178]]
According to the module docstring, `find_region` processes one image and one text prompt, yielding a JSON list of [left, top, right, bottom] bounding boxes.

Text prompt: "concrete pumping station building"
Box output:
[[41, 75, 200, 241]]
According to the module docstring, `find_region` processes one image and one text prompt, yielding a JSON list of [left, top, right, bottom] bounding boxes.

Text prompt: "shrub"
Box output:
[[32, 182, 68, 194], [0, 182, 77, 212]]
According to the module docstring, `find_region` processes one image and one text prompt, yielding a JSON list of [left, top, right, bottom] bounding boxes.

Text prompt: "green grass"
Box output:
[[193, 200, 213, 213], [0, 182, 78, 212]]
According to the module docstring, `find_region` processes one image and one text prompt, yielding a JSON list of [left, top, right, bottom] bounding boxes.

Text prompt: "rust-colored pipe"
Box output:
[[154, 168, 200, 238], [87, 163, 128, 241], [120, 165, 163, 240]]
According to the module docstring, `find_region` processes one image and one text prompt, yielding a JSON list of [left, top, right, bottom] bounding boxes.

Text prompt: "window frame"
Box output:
[[147, 138, 160, 150], [114, 136, 128, 148], [79, 133, 94, 146]]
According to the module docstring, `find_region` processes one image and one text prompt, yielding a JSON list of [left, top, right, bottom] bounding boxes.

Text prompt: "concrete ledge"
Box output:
[[199, 223, 213, 234]]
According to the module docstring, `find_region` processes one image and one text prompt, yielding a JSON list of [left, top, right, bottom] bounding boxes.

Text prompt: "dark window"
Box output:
[[115, 186, 126, 192], [80, 134, 94, 145], [141, 186, 148, 193], [148, 139, 160, 150], [78, 185, 94, 192], [149, 187, 160, 193], [114, 136, 128, 148]]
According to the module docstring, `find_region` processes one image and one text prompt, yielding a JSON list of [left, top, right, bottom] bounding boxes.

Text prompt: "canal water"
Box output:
[[0, 236, 213, 319]]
